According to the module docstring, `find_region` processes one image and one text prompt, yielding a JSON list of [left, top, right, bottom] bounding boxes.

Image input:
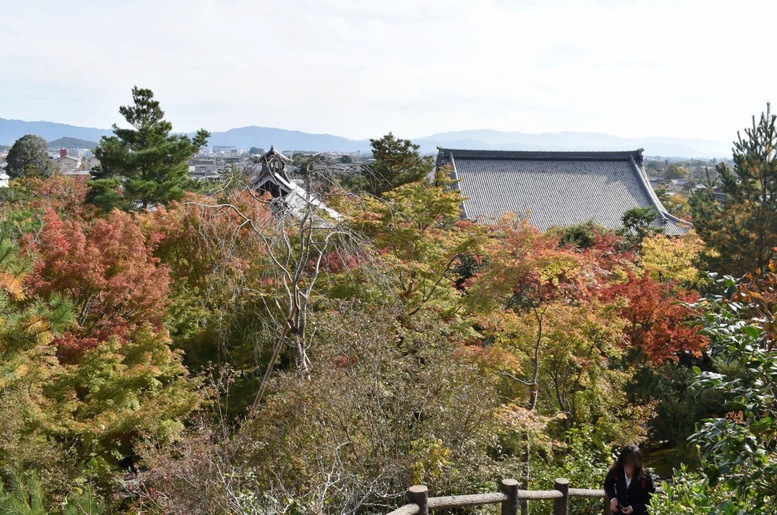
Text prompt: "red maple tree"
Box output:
[[601, 272, 706, 363], [28, 209, 171, 361]]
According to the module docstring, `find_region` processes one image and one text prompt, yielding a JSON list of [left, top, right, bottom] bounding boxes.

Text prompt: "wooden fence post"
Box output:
[[407, 485, 428, 515], [553, 478, 569, 515], [500, 478, 519, 515]]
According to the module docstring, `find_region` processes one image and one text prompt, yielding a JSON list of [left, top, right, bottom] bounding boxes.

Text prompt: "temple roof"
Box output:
[[436, 148, 690, 236], [249, 147, 341, 226]]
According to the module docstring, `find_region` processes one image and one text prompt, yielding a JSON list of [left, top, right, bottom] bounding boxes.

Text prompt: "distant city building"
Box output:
[[81, 156, 100, 171], [212, 146, 243, 155], [191, 155, 217, 174], [188, 150, 252, 179], [55, 155, 80, 173]]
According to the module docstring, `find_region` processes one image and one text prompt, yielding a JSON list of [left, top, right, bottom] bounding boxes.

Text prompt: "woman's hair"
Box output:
[[611, 445, 646, 477]]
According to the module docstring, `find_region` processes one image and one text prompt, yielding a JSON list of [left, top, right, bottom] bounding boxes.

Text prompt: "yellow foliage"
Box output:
[[411, 437, 453, 484], [495, 403, 552, 432], [0, 271, 26, 301], [641, 231, 704, 285]]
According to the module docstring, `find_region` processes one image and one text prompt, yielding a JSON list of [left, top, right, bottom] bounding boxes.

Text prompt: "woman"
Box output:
[[603, 445, 655, 514]]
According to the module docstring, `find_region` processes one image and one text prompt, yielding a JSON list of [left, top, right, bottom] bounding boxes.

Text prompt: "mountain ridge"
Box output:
[[0, 118, 731, 158]]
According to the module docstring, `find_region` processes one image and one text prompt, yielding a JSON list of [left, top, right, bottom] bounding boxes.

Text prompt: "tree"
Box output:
[[691, 103, 777, 277], [549, 220, 609, 250], [640, 232, 704, 286], [0, 207, 199, 487], [655, 186, 691, 219], [682, 271, 777, 512], [601, 272, 705, 364], [27, 209, 171, 361], [465, 218, 594, 412], [179, 173, 369, 415], [620, 207, 663, 248], [462, 218, 647, 511], [355, 170, 484, 319], [364, 133, 433, 197], [665, 164, 690, 180], [44, 328, 200, 465], [91, 86, 209, 210], [6, 135, 54, 179], [248, 147, 265, 155], [0, 218, 79, 502]]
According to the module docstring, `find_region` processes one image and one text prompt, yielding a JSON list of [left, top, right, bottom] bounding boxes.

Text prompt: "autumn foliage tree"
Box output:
[[28, 209, 170, 361], [354, 170, 485, 320], [640, 232, 704, 286], [460, 218, 631, 501], [7, 208, 201, 486], [0, 219, 75, 489], [465, 218, 594, 410], [24, 175, 92, 220], [601, 273, 706, 364]]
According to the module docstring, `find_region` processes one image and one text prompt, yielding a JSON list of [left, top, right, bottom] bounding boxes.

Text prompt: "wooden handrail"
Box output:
[[387, 478, 647, 515], [428, 492, 508, 509]]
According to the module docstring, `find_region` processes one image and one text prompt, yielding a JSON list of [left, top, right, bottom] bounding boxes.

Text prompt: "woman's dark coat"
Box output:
[[603, 466, 655, 514]]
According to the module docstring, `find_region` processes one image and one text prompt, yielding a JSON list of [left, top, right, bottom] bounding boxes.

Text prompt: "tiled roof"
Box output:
[[249, 148, 341, 227], [436, 148, 689, 236]]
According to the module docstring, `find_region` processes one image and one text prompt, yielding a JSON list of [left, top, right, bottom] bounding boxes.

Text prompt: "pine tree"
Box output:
[[691, 104, 777, 277], [90, 86, 209, 210], [364, 133, 432, 197]]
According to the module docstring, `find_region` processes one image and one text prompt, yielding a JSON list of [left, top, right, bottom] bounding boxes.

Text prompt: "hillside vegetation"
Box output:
[[1, 94, 776, 514], [47, 137, 98, 149]]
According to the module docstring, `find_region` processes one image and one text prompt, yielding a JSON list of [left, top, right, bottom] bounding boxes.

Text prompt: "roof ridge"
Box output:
[[437, 148, 644, 162]]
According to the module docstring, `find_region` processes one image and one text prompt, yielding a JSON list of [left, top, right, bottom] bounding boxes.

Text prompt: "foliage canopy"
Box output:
[[6, 135, 54, 179], [91, 86, 209, 210], [364, 132, 433, 197], [692, 103, 777, 277]]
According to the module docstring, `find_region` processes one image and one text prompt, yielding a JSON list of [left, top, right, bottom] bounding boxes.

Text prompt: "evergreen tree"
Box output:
[[5, 135, 54, 179], [364, 132, 432, 197], [619, 206, 663, 248], [691, 104, 777, 277], [90, 86, 209, 210]]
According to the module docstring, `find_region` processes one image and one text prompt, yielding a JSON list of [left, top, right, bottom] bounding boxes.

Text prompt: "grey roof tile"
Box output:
[[437, 148, 689, 236]]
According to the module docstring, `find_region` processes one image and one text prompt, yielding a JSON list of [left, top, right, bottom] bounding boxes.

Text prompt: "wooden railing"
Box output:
[[387, 478, 635, 515]]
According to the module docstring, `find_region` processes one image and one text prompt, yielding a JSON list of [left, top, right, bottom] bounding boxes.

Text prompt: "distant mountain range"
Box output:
[[0, 118, 732, 158], [416, 129, 732, 159], [0, 119, 112, 147]]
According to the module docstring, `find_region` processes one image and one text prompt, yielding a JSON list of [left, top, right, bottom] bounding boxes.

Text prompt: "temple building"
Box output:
[[436, 148, 689, 235], [249, 146, 341, 224]]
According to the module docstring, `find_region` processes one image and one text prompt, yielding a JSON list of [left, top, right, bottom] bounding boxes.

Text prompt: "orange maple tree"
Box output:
[[27, 209, 170, 361], [601, 272, 706, 363]]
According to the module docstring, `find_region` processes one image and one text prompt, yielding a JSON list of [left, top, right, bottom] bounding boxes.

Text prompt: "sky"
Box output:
[[2, 0, 776, 143]]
